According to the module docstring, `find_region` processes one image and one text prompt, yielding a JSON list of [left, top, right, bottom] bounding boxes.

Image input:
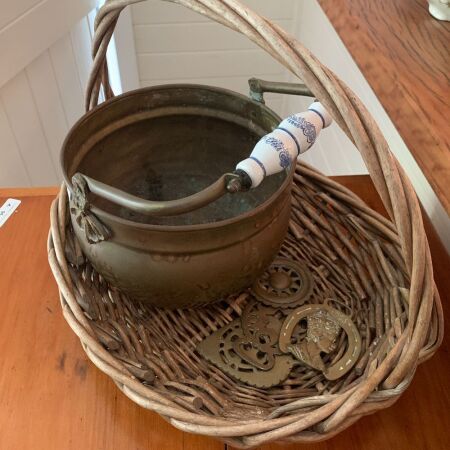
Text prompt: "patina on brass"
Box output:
[[233, 301, 283, 370], [252, 258, 314, 308], [62, 84, 294, 308], [71, 173, 111, 244], [279, 304, 362, 380], [73, 171, 248, 218], [196, 319, 295, 388], [248, 78, 313, 104]]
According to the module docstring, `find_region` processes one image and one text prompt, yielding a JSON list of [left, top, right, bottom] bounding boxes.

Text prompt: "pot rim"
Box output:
[[62, 83, 294, 232]]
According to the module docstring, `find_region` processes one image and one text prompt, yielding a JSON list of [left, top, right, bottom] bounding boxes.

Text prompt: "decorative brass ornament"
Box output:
[[240, 301, 282, 342], [233, 301, 283, 370], [71, 174, 111, 245], [196, 319, 295, 388], [279, 304, 361, 380], [252, 258, 314, 308]]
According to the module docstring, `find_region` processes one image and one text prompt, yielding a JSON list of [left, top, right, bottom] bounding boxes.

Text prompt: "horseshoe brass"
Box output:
[[279, 304, 361, 380]]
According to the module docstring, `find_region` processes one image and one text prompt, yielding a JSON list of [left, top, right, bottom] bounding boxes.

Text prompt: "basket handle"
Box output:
[[79, 0, 434, 429]]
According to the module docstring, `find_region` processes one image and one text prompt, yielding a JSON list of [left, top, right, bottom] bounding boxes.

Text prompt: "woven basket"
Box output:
[[48, 0, 444, 447]]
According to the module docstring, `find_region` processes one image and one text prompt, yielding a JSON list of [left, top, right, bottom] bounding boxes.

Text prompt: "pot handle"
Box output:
[[71, 172, 243, 217], [248, 78, 314, 103], [236, 88, 333, 189]]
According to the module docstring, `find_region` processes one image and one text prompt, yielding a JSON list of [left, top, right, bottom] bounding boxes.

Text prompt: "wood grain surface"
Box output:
[[318, 0, 450, 214], [0, 176, 448, 450]]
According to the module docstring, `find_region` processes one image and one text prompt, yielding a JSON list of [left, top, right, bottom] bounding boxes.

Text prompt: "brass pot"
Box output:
[[62, 84, 295, 308]]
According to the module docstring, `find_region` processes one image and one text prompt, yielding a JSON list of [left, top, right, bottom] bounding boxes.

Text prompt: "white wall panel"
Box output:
[[0, 0, 98, 88], [138, 49, 286, 80], [0, 71, 58, 185], [49, 34, 86, 127], [111, 7, 140, 93], [26, 51, 69, 177], [0, 100, 30, 186], [132, 0, 296, 25], [0, 0, 41, 30], [0, 13, 96, 187], [131, 0, 296, 117], [134, 19, 292, 54], [71, 17, 94, 94]]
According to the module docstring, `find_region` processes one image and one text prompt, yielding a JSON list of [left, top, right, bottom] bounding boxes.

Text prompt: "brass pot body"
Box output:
[[62, 85, 293, 308]]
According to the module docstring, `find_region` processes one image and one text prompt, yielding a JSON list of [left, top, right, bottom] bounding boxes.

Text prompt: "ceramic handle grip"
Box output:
[[236, 102, 332, 188]]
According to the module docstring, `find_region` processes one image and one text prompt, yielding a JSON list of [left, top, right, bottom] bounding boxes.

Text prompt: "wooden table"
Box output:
[[319, 0, 450, 215], [0, 176, 449, 450]]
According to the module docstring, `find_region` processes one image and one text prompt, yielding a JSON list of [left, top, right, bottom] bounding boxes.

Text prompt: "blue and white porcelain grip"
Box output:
[[236, 101, 332, 188]]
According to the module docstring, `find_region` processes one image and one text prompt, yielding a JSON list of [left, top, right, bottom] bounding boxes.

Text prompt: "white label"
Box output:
[[0, 198, 21, 227]]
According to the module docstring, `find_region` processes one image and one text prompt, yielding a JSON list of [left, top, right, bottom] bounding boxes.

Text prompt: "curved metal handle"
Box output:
[[72, 172, 243, 217], [248, 78, 314, 104]]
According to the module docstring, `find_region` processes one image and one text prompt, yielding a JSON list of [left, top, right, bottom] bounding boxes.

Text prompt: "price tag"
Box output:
[[0, 198, 21, 227]]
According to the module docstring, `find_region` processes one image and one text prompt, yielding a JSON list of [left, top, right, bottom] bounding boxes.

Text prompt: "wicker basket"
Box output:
[[48, 0, 443, 447]]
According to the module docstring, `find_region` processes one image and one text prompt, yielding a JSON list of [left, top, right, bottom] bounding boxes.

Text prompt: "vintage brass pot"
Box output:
[[62, 84, 295, 308]]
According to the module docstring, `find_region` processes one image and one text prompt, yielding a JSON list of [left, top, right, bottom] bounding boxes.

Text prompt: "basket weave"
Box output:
[[48, 0, 444, 447]]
